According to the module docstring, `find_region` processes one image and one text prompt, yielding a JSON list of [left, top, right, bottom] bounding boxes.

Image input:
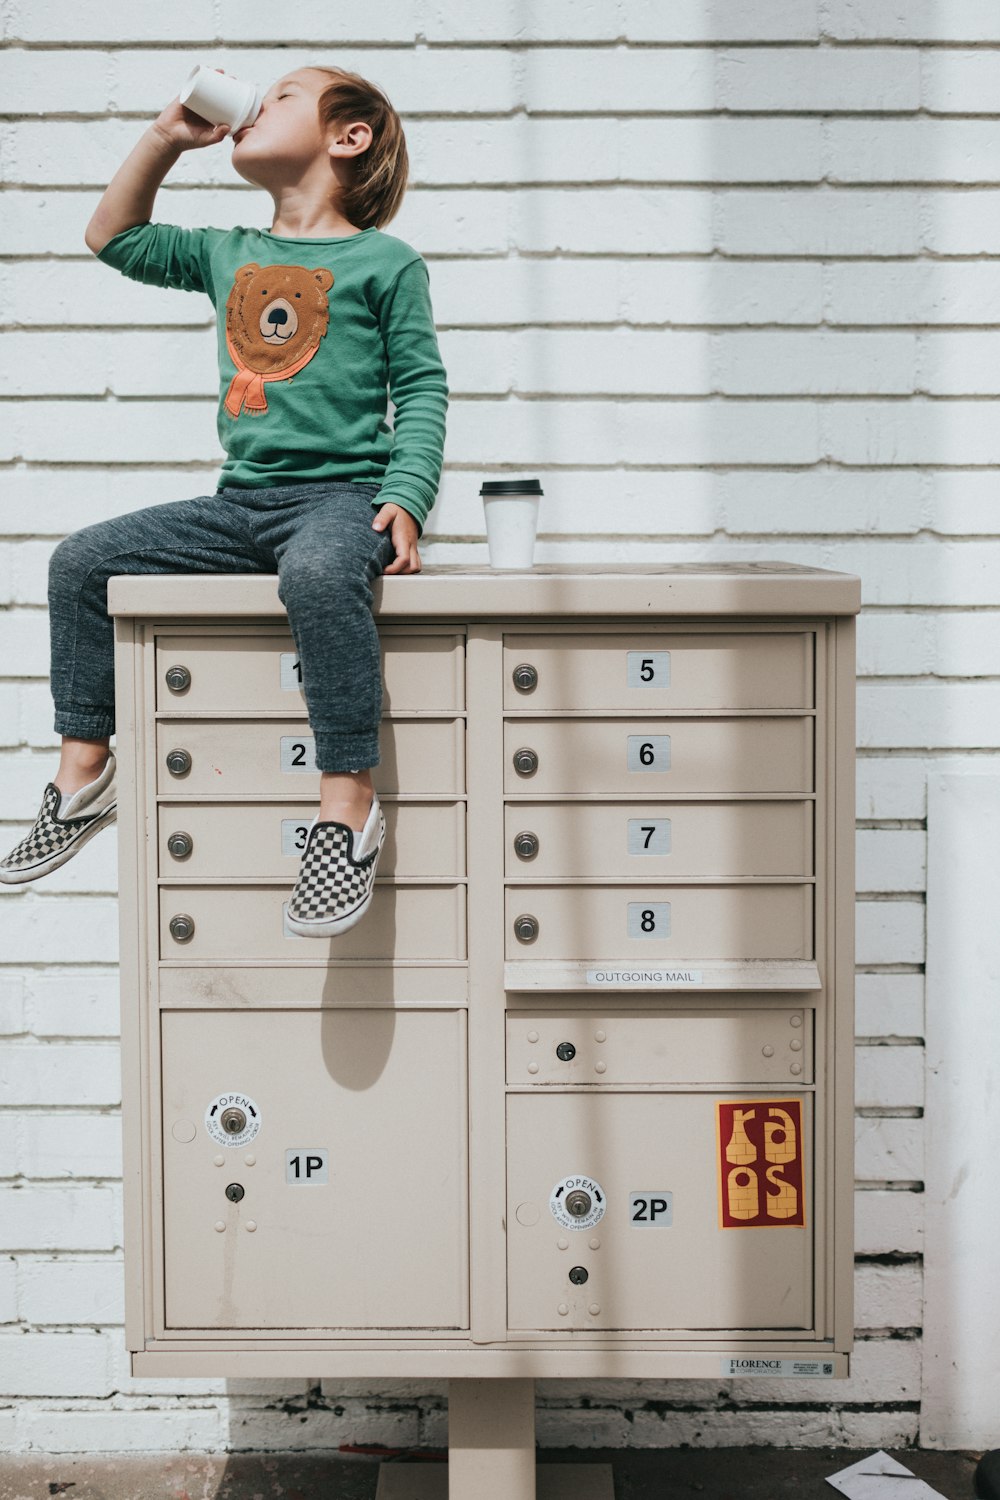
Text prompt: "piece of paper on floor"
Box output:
[[825, 1450, 949, 1500]]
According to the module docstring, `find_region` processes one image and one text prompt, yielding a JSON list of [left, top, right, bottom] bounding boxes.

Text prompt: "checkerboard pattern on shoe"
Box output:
[[284, 792, 386, 938], [0, 753, 118, 885]]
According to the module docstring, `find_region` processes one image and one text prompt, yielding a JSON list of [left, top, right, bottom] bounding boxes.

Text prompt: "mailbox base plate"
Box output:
[[376, 1464, 614, 1497]]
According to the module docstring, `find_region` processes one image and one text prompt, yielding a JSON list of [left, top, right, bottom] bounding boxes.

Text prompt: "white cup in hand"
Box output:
[[178, 65, 262, 132]]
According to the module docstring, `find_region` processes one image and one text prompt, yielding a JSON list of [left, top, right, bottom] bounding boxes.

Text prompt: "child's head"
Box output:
[[231, 65, 408, 230]]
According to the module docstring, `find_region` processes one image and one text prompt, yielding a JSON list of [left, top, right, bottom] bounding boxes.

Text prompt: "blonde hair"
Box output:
[[311, 66, 409, 230]]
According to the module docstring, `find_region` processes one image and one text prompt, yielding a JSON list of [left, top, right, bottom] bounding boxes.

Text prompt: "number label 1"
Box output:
[[281, 819, 313, 856], [627, 902, 671, 939], [279, 735, 317, 773], [630, 1191, 673, 1227], [626, 735, 671, 773], [627, 818, 671, 855], [279, 653, 305, 691], [626, 651, 670, 689], [285, 1149, 329, 1185]]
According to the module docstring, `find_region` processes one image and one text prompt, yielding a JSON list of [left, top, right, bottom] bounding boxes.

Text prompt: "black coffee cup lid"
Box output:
[[480, 479, 543, 496]]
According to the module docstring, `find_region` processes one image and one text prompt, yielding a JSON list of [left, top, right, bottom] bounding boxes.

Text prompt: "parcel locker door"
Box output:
[[507, 1092, 812, 1333], [161, 1009, 467, 1330]]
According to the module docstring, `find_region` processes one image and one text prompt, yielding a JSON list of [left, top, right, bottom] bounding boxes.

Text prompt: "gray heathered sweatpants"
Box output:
[[48, 481, 398, 772]]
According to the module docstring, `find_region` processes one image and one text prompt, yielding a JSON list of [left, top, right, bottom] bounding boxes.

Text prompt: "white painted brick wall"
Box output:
[[2, 0, 990, 1456]]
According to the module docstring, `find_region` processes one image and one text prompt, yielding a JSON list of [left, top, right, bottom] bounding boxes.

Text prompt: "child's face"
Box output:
[[230, 68, 368, 188]]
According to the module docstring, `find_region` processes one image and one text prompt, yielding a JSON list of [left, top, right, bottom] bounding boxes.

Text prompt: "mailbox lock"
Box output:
[[225, 1183, 245, 1203], [568, 1265, 589, 1285], [165, 664, 191, 693], [512, 663, 538, 693], [514, 831, 539, 859], [513, 747, 538, 776], [167, 831, 193, 859], [220, 1107, 247, 1136], [556, 1041, 576, 1062], [169, 914, 195, 943], [514, 914, 539, 943], [166, 748, 192, 777], [565, 1190, 593, 1219]]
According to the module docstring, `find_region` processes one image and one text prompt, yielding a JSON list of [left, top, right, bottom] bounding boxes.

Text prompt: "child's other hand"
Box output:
[[372, 503, 421, 574]]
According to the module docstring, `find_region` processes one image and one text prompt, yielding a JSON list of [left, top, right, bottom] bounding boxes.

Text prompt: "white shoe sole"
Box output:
[[284, 881, 377, 938], [0, 802, 118, 885]]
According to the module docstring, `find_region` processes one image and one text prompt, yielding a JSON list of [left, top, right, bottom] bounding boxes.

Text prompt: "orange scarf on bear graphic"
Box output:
[[224, 327, 320, 417]]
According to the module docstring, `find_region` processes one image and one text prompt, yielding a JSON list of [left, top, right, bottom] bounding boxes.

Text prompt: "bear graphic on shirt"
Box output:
[[223, 262, 334, 418]]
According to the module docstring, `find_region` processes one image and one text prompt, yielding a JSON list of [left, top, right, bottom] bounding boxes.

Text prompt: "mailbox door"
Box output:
[[161, 1008, 468, 1331], [507, 1091, 812, 1333]]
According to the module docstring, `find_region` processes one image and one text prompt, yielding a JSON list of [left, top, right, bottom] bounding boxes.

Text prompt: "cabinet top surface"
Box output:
[[109, 563, 860, 619]]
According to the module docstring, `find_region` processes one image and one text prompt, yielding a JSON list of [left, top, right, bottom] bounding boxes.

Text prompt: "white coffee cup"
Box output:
[[480, 479, 544, 569], [178, 64, 263, 133]]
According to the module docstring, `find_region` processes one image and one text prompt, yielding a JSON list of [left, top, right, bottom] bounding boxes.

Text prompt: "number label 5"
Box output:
[[627, 651, 670, 689]]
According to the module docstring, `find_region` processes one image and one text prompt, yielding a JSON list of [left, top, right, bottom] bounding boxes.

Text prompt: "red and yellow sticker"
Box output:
[[716, 1099, 805, 1229]]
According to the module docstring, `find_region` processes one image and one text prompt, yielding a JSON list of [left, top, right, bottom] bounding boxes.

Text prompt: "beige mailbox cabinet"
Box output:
[[111, 563, 859, 1499]]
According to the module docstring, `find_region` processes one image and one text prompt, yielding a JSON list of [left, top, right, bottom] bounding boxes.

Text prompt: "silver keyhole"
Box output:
[[568, 1265, 589, 1285], [166, 748, 191, 777], [169, 914, 195, 942], [220, 1107, 246, 1135], [512, 663, 538, 692], [167, 831, 193, 859], [514, 831, 539, 859], [165, 665, 191, 693], [565, 1190, 592, 1218], [225, 1183, 245, 1202], [513, 747, 538, 776], [514, 914, 539, 942]]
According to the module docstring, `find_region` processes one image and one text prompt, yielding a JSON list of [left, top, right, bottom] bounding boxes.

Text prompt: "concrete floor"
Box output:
[[0, 1448, 983, 1500]]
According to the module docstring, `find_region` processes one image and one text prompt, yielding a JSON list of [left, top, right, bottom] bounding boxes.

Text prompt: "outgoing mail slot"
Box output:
[[504, 884, 813, 961], [503, 718, 813, 796], [155, 631, 465, 712], [159, 884, 467, 962], [503, 632, 813, 711], [506, 1007, 813, 1085], [504, 800, 813, 879], [158, 801, 466, 879], [156, 719, 465, 796]]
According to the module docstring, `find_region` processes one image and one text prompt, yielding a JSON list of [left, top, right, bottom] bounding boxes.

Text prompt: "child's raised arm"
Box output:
[[85, 86, 231, 255]]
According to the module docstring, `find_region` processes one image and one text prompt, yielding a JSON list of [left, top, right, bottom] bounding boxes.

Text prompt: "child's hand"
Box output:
[[372, 504, 422, 574], [151, 70, 233, 152]]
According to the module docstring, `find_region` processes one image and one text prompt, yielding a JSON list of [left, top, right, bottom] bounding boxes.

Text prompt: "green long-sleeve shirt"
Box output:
[[96, 221, 448, 536]]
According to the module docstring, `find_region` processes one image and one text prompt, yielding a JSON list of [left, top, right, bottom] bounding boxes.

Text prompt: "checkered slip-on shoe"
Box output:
[[284, 791, 386, 938], [0, 751, 118, 885]]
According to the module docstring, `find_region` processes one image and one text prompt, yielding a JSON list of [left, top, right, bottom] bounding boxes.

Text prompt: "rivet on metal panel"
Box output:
[[762, 1045, 775, 1058]]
